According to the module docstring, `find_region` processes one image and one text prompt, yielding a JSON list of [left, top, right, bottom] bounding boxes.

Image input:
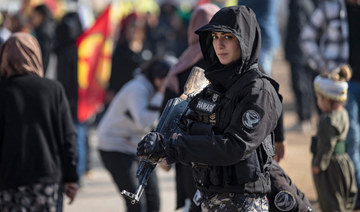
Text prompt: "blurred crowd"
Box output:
[[0, 0, 360, 211]]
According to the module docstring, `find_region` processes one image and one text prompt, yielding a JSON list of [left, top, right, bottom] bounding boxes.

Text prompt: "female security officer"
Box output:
[[137, 6, 282, 211]]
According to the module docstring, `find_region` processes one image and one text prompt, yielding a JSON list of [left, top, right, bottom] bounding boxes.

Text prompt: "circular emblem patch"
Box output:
[[274, 191, 296, 211], [242, 110, 260, 129]]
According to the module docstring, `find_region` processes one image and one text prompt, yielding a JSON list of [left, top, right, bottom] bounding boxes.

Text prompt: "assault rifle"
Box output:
[[121, 66, 209, 204]]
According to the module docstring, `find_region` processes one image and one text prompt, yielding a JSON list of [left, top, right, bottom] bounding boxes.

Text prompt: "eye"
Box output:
[[224, 34, 234, 39], [211, 34, 218, 40]]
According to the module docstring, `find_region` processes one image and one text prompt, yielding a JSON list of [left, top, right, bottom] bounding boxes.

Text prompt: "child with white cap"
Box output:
[[311, 64, 358, 211]]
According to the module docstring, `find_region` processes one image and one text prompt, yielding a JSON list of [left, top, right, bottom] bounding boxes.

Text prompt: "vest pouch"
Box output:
[[234, 151, 261, 184], [209, 166, 223, 186], [193, 166, 210, 187]]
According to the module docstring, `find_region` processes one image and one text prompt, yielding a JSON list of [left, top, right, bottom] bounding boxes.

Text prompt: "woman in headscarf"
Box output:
[[138, 6, 282, 211], [0, 33, 78, 211], [29, 4, 55, 74]]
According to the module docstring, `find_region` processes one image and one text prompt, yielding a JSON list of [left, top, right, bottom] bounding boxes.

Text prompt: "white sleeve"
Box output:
[[127, 85, 162, 131]]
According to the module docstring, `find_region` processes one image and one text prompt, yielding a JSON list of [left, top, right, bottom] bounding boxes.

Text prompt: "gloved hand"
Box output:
[[137, 132, 167, 160]]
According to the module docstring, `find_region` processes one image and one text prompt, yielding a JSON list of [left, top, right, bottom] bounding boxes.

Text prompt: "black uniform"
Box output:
[[165, 5, 282, 205], [137, 5, 283, 211]]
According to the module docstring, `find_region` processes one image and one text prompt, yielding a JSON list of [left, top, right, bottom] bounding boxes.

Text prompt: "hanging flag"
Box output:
[[76, 5, 113, 123]]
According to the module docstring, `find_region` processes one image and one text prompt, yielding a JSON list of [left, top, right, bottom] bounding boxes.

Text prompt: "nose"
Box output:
[[215, 38, 225, 49]]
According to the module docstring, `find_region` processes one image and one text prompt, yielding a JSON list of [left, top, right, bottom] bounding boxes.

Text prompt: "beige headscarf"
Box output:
[[166, 3, 220, 94], [0, 32, 43, 78]]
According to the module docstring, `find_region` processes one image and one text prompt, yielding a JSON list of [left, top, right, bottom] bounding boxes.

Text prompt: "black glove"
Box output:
[[137, 132, 167, 160]]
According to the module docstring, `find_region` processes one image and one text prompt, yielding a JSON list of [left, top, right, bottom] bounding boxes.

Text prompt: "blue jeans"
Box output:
[[345, 81, 360, 190], [259, 48, 275, 76], [74, 121, 88, 178]]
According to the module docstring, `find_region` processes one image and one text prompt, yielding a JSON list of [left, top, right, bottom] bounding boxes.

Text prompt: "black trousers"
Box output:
[[289, 63, 317, 121], [99, 150, 160, 212]]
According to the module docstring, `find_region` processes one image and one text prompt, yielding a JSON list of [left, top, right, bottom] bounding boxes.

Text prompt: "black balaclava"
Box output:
[[195, 5, 261, 91]]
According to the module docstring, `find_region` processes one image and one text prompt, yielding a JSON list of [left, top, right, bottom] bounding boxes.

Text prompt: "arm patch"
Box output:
[[274, 190, 296, 211], [241, 105, 264, 130]]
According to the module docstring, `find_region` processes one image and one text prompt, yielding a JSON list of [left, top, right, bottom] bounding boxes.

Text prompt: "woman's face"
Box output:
[[212, 32, 241, 65]]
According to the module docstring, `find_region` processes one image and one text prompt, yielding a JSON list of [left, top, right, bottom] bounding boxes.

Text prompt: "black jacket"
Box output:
[[0, 74, 78, 190], [166, 6, 282, 195], [55, 12, 83, 121]]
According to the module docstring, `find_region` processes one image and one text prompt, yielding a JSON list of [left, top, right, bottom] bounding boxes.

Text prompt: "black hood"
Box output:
[[195, 6, 261, 89]]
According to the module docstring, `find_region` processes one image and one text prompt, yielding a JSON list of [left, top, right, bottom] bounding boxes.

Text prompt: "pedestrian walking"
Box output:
[[285, 0, 316, 133], [97, 56, 176, 212], [0, 33, 78, 212]]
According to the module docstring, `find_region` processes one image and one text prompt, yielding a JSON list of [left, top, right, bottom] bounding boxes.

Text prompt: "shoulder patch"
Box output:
[[274, 190, 296, 211], [242, 110, 261, 129]]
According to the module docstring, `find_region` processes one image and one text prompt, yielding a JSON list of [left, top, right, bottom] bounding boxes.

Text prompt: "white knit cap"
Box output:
[[314, 75, 348, 101]]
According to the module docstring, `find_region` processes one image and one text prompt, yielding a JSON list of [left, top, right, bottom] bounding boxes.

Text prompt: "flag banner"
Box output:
[[76, 5, 112, 123]]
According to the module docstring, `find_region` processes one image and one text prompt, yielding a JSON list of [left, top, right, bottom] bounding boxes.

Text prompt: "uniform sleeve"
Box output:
[[274, 110, 285, 143], [58, 85, 78, 183], [172, 80, 281, 166], [312, 117, 338, 170], [300, 5, 327, 72]]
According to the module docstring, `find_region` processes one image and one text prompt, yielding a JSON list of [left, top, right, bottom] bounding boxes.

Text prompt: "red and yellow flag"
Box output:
[[76, 5, 113, 123]]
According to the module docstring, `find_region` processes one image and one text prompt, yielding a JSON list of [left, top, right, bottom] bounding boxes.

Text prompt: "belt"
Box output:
[[334, 141, 346, 155]]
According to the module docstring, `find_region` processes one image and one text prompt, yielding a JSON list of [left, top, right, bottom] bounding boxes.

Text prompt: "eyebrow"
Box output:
[[211, 32, 232, 35]]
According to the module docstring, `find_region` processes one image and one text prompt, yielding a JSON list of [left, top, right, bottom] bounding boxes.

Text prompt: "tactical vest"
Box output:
[[187, 65, 281, 196]]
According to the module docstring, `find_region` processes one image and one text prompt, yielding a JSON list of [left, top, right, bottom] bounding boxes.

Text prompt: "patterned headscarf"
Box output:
[[314, 75, 348, 102], [0, 32, 43, 78]]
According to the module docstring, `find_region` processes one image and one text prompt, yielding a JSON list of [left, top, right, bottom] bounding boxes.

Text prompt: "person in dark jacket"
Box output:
[[54, 11, 89, 182], [0, 33, 78, 211], [107, 12, 150, 103], [54, 11, 83, 121], [29, 4, 55, 74], [284, 0, 316, 133], [138, 6, 282, 211]]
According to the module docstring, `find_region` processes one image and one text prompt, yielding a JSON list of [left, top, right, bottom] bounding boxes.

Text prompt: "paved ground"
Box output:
[[63, 51, 332, 212]]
